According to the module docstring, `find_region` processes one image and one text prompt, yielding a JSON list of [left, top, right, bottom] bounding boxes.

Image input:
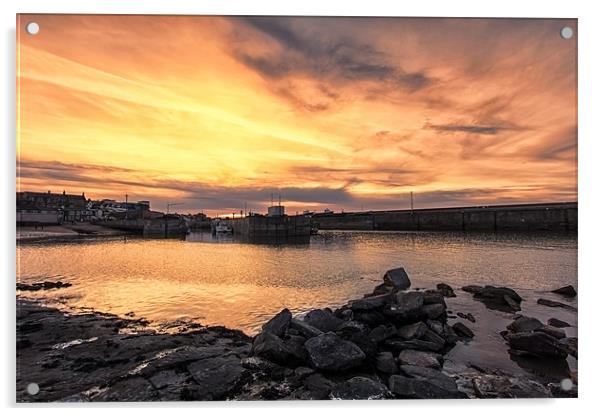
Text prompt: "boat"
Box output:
[[211, 220, 232, 234]]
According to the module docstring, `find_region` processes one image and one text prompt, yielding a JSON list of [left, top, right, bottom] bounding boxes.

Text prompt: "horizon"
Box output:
[[17, 15, 577, 214]]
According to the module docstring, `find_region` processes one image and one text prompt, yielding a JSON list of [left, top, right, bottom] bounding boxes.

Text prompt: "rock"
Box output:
[[457, 312, 476, 323], [464, 285, 523, 312], [187, 356, 245, 400], [421, 303, 446, 320], [383, 267, 411, 290], [506, 316, 543, 333], [149, 369, 189, 390], [471, 374, 552, 398], [252, 331, 306, 365], [376, 351, 398, 374], [559, 337, 577, 358], [389, 375, 466, 399], [398, 322, 428, 340], [398, 349, 442, 369], [289, 318, 323, 338], [94, 377, 158, 401], [294, 366, 315, 378], [303, 373, 335, 399], [535, 325, 566, 340], [17, 281, 72, 291], [369, 325, 398, 343], [452, 322, 474, 338], [330, 376, 393, 400], [261, 309, 291, 337], [436, 283, 456, 297], [371, 282, 395, 296], [422, 290, 446, 305], [537, 298, 577, 312], [399, 365, 459, 392], [548, 318, 571, 328], [348, 293, 391, 311], [506, 331, 568, 359], [303, 309, 344, 332], [420, 329, 446, 348], [426, 320, 444, 336], [392, 291, 424, 317], [551, 285, 577, 297], [304, 333, 365, 371]]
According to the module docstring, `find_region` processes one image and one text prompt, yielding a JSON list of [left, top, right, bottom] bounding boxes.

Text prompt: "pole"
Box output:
[[125, 194, 128, 220]]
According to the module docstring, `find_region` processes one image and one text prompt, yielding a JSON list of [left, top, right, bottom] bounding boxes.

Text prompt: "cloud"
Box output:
[[424, 122, 521, 135]]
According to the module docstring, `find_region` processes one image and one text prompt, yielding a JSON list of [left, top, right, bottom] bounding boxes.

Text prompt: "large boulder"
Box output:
[[463, 285, 522, 312], [398, 349, 442, 369], [376, 351, 398, 374], [399, 365, 459, 392], [303, 309, 344, 332], [548, 318, 571, 328], [330, 376, 393, 400], [304, 333, 365, 371], [369, 325, 398, 343], [186, 356, 245, 400], [452, 322, 474, 339], [348, 293, 391, 311], [383, 267, 411, 290], [252, 331, 306, 365], [537, 298, 577, 312], [471, 374, 552, 398], [289, 318, 323, 338], [398, 322, 428, 340], [436, 283, 456, 298], [392, 291, 424, 317], [506, 316, 543, 333], [551, 285, 577, 298], [389, 375, 466, 399], [261, 309, 292, 337], [506, 331, 568, 359]]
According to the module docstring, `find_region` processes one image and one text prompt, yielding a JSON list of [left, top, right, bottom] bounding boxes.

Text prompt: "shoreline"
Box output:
[[16, 269, 578, 402], [16, 223, 133, 244]]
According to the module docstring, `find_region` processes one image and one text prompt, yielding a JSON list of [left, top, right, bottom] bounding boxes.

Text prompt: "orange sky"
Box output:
[[16, 15, 577, 215]]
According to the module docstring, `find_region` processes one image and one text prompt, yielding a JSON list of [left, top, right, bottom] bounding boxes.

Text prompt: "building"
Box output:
[[17, 190, 89, 224], [267, 205, 285, 217]]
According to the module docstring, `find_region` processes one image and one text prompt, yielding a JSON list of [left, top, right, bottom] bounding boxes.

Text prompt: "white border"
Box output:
[[2, 0, 601, 414]]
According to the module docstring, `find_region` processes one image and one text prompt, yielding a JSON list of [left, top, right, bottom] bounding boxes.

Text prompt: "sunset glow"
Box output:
[[17, 15, 577, 214]]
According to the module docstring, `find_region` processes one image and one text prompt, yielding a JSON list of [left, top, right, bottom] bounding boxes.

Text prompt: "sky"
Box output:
[[17, 15, 577, 215]]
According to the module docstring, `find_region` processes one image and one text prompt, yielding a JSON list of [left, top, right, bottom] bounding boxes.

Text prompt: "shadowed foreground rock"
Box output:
[[17, 266, 577, 401]]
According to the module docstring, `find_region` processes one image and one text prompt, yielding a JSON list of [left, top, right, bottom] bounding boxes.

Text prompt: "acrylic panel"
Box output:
[[16, 15, 577, 402]]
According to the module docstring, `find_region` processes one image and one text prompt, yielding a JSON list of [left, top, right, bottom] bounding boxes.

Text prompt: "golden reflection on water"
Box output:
[[16, 231, 577, 334]]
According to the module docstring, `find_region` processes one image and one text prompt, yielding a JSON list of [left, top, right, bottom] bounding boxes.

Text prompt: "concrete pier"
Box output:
[[311, 202, 577, 232]]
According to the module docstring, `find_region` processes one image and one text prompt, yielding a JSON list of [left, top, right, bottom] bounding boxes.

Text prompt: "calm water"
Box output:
[[17, 231, 577, 335]]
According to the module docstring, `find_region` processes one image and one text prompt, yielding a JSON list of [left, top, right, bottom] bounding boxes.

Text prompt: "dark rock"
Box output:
[[368, 325, 398, 343], [94, 377, 159, 401], [537, 298, 577, 312], [303, 373, 335, 399], [149, 369, 189, 390], [330, 376, 393, 400], [551, 285, 577, 298], [461, 285, 483, 294], [371, 282, 395, 296], [336, 320, 368, 336], [506, 316, 543, 333], [289, 318, 323, 338], [420, 328, 446, 348], [395, 291, 424, 313], [304, 333, 365, 371], [398, 322, 428, 340], [303, 309, 344, 332], [465, 285, 523, 312], [548, 318, 571, 328], [422, 290, 446, 305], [252, 331, 306, 365], [452, 322, 474, 338], [294, 366, 315, 378], [383, 267, 411, 290], [471, 374, 552, 398], [376, 351, 398, 374], [535, 325, 566, 340], [398, 349, 442, 369], [457, 312, 476, 323], [506, 331, 568, 359], [17, 281, 72, 291], [186, 355, 245, 400], [399, 365, 459, 392], [426, 320, 444, 335], [353, 310, 387, 327], [436, 283, 456, 297], [559, 337, 577, 358], [262, 309, 291, 337], [389, 375, 466, 399], [421, 303, 446, 320], [348, 293, 391, 311]]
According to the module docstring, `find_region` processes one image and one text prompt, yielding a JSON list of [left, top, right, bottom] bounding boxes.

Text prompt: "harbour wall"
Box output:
[[229, 215, 311, 241], [311, 202, 577, 232]]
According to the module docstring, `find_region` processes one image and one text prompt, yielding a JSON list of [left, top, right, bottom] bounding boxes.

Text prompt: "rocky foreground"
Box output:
[[16, 268, 578, 401]]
